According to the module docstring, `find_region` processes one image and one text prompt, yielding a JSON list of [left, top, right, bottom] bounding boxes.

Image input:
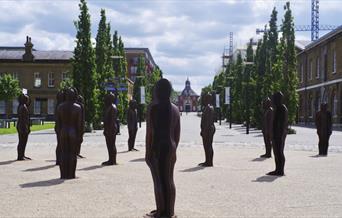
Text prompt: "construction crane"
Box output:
[[256, 0, 338, 41], [222, 32, 233, 68]]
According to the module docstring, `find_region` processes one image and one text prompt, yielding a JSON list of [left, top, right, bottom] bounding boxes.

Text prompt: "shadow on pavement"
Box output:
[[20, 178, 64, 188], [0, 160, 16, 166], [130, 158, 145, 162], [310, 154, 327, 158], [251, 157, 268, 162], [117, 150, 130, 154], [78, 165, 104, 171], [180, 166, 205, 172], [252, 175, 280, 183], [23, 164, 56, 172]]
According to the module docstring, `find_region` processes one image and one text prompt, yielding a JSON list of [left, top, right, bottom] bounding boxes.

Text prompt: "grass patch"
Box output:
[[0, 122, 55, 135]]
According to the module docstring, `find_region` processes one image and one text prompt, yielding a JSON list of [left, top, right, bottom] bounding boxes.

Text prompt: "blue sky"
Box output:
[[0, 0, 341, 93]]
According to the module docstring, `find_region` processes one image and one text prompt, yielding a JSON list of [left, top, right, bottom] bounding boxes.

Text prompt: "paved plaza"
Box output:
[[1, 113, 342, 217]]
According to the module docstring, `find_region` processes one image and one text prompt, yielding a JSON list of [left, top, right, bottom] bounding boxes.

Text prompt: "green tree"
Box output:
[[95, 9, 114, 127], [280, 2, 298, 125], [72, 0, 98, 130], [0, 74, 21, 118], [133, 55, 147, 120]]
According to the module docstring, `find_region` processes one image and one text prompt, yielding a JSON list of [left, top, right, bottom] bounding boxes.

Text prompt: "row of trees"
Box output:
[[204, 2, 298, 129], [71, 0, 162, 130]]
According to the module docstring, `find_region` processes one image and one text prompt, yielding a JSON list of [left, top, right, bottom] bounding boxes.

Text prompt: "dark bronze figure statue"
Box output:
[[76, 94, 85, 158], [56, 88, 83, 179], [145, 79, 180, 218], [127, 99, 138, 151], [260, 97, 274, 158], [199, 93, 215, 167], [17, 94, 31, 161], [55, 90, 65, 165], [267, 91, 288, 176], [315, 103, 332, 156], [102, 93, 118, 166]]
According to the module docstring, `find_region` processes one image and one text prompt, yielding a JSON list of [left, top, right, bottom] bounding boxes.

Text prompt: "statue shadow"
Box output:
[[45, 160, 56, 163], [310, 154, 327, 158], [23, 164, 56, 172], [130, 158, 145, 162], [250, 157, 268, 162], [78, 165, 104, 171], [180, 166, 205, 173], [253, 134, 264, 137], [252, 175, 280, 183], [20, 178, 64, 188], [117, 150, 130, 154], [0, 160, 16, 166]]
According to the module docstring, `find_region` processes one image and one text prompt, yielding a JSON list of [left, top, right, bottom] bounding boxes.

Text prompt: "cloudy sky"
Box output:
[[0, 0, 341, 93]]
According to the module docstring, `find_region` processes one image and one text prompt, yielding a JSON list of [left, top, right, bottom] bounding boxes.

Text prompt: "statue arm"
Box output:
[[174, 108, 180, 147], [327, 112, 333, 135], [283, 107, 289, 139], [77, 108, 82, 142], [267, 110, 274, 138], [145, 106, 153, 164]]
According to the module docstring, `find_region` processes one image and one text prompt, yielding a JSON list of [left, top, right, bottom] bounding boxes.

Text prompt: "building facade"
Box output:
[[178, 78, 199, 112], [297, 26, 342, 126], [125, 48, 156, 82], [0, 37, 157, 120]]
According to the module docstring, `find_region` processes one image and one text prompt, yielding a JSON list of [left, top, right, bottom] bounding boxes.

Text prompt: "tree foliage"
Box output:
[[72, 0, 98, 129]]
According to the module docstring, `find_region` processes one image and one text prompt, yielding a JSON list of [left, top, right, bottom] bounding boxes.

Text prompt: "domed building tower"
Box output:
[[178, 78, 199, 112]]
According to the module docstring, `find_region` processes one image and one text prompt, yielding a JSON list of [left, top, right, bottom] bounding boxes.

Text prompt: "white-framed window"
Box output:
[[12, 99, 19, 114], [34, 72, 41, 88], [48, 99, 55, 115], [0, 101, 5, 114], [316, 57, 320, 79], [12, 72, 18, 80], [48, 72, 55, 87], [130, 66, 137, 74], [332, 49, 337, 74], [309, 60, 313, 80], [61, 72, 68, 81], [34, 100, 41, 115], [300, 63, 304, 83], [333, 95, 338, 117]]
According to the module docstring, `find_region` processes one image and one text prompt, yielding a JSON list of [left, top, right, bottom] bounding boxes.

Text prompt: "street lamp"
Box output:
[[224, 86, 231, 128], [244, 61, 254, 135]]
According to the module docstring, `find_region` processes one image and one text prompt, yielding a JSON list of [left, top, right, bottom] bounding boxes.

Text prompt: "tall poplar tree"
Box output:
[[72, 0, 98, 130], [280, 2, 298, 125]]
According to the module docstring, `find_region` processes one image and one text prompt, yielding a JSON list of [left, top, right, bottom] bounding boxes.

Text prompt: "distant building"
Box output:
[[178, 78, 199, 112], [297, 26, 342, 126], [125, 48, 156, 82], [0, 37, 158, 120]]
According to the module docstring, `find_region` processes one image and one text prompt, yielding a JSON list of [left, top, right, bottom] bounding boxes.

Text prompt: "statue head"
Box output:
[[129, 99, 137, 109], [272, 91, 284, 107], [263, 97, 272, 110], [320, 102, 328, 112], [56, 90, 65, 105], [65, 88, 77, 102], [203, 93, 212, 106], [155, 78, 172, 102], [105, 92, 115, 106]]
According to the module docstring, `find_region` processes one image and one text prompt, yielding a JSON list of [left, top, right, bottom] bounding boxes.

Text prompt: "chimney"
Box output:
[[23, 36, 34, 62]]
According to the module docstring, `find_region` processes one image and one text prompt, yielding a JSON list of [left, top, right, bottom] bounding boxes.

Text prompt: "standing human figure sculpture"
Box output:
[[102, 93, 118, 166], [260, 97, 274, 158], [267, 91, 288, 176], [76, 94, 85, 158], [315, 103, 332, 156], [56, 88, 82, 179], [54, 90, 65, 165], [145, 79, 180, 218], [199, 93, 215, 167], [17, 94, 31, 161], [127, 99, 138, 151]]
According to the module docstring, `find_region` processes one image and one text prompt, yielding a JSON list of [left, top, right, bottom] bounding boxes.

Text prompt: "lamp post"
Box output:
[[244, 61, 254, 134], [224, 86, 231, 128]]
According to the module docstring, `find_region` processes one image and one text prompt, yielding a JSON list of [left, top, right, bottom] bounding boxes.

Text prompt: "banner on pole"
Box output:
[[216, 94, 220, 108], [225, 87, 230, 105], [140, 86, 145, 104]]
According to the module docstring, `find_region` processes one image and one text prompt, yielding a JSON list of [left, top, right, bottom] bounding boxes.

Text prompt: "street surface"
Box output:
[[0, 113, 342, 217]]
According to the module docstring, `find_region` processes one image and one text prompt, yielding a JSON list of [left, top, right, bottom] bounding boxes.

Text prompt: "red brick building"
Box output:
[[178, 78, 199, 112]]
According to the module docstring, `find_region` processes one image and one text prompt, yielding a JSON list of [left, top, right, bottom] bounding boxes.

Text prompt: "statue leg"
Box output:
[[162, 151, 176, 217], [17, 132, 24, 160], [103, 135, 116, 165], [149, 153, 165, 217], [267, 138, 284, 176], [206, 132, 214, 166], [318, 135, 323, 155], [68, 135, 78, 179], [128, 130, 132, 151], [59, 131, 68, 179], [56, 135, 60, 165], [131, 129, 138, 150]]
